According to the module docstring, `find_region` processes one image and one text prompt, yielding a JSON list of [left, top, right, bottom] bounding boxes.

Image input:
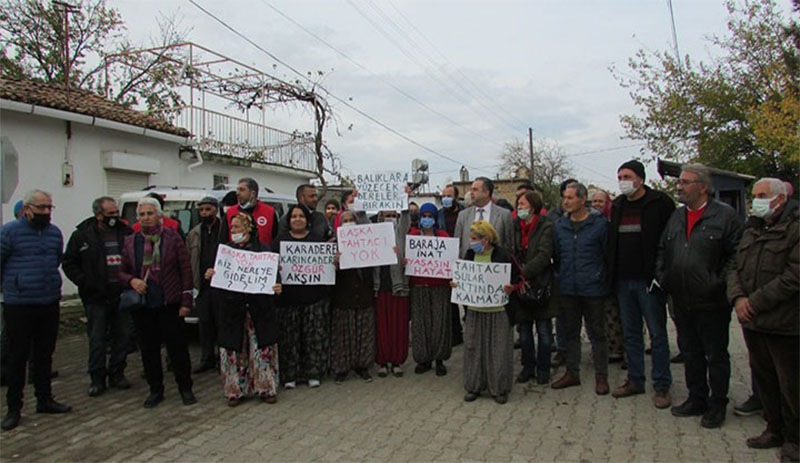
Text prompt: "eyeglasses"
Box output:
[[30, 204, 55, 210], [677, 179, 701, 186]]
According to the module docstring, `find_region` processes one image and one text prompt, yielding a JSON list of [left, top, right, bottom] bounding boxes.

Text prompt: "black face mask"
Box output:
[[102, 216, 119, 228], [31, 213, 51, 228], [200, 215, 215, 225], [409, 212, 420, 224]]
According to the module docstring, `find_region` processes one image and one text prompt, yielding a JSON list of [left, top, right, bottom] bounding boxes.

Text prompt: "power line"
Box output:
[[565, 143, 644, 157], [187, 0, 493, 174]]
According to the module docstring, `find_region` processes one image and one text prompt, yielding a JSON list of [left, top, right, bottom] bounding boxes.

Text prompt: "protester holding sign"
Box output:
[[330, 211, 377, 384], [275, 205, 331, 389], [374, 210, 410, 378], [451, 220, 518, 404], [511, 191, 556, 385], [407, 203, 452, 377], [206, 213, 282, 407]]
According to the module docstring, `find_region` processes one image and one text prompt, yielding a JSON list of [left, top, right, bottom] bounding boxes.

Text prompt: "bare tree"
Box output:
[[498, 137, 574, 208]]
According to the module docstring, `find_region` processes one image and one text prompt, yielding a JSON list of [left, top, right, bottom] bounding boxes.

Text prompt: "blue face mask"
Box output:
[[420, 217, 435, 229], [469, 240, 484, 254], [441, 197, 454, 208]]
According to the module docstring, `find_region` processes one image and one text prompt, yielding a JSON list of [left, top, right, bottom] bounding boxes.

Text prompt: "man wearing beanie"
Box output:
[[608, 160, 676, 409]]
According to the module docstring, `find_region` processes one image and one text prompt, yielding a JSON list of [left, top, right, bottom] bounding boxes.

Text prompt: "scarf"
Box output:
[[519, 214, 540, 252], [141, 222, 163, 283]]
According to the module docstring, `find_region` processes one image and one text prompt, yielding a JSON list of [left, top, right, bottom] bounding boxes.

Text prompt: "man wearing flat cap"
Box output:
[[187, 196, 223, 373], [608, 160, 676, 409]]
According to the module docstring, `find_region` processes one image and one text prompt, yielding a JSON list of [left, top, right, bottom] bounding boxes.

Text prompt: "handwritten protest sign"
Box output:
[[337, 222, 398, 270], [210, 244, 279, 294], [404, 235, 459, 279], [279, 241, 337, 285], [354, 171, 409, 211], [450, 259, 511, 307]]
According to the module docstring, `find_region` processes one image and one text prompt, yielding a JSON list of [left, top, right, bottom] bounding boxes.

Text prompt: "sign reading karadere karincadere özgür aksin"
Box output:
[[354, 171, 409, 211], [279, 241, 337, 285]]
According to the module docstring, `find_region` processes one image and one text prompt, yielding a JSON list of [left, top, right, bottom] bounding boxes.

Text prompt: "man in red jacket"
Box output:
[[226, 178, 279, 247]]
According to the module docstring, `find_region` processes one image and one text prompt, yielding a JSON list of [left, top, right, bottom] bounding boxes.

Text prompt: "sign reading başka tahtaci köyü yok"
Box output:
[[404, 235, 459, 279], [354, 171, 409, 211], [210, 244, 279, 294], [337, 222, 398, 270], [450, 260, 511, 307], [279, 241, 337, 285]]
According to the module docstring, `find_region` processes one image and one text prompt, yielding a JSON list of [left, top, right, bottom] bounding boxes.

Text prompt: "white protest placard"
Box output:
[[210, 244, 279, 294], [450, 259, 511, 307], [337, 222, 398, 270], [404, 235, 459, 279], [354, 171, 409, 211], [279, 241, 337, 285]]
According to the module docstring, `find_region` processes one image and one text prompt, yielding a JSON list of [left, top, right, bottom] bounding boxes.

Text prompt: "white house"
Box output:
[[0, 77, 315, 296]]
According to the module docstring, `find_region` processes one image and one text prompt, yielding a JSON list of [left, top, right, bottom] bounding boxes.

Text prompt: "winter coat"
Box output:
[[553, 211, 609, 298], [656, 200, 743, 310], [63, 217, 133, 304], [727, 200, 799, 335], [0, 217, 63, 306], [186, 219, 222, 290], [513, 214, 556, 321]]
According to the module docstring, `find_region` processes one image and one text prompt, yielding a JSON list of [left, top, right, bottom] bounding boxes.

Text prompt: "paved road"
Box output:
[[0, 321, 774, 462]]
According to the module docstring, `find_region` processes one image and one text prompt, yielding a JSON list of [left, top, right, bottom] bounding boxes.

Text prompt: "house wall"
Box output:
[[1, 110, 311, 296]]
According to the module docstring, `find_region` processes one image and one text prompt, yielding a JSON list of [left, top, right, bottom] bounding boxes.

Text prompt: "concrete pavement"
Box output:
[[0, 321, 774, 462]]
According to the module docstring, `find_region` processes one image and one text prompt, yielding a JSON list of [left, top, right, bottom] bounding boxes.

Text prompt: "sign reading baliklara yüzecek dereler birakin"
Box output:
[[354, 171, 409, 211], [404, 235, 459, 279], [210, 244, 279, 294], [336, 222, 398, 270], [279, 241, 337, 285], [450, 260, 511, 307]]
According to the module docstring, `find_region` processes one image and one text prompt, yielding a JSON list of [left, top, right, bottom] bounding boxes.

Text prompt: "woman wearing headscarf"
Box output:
[[408, 203, 452, 376], [275, 205, 331, 388], [512, 191, 555, 384], [330, 210, 376, 384], [119, 197, 196, 408], [207, 213, 282, 406], [452, 220, 518, 404]]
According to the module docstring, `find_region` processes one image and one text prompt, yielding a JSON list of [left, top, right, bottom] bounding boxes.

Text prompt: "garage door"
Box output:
[[106, 170, 149, 201]]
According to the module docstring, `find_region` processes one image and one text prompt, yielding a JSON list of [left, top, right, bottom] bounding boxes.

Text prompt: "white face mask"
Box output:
[[349, 199, 364, 212], [619, 180, 636, 197], [340, 221, 356, 227], [750, 196, 777, 219], [231, 232, 247, 244]]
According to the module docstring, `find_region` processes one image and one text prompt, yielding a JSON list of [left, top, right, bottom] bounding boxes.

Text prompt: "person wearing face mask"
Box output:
[[63, 196, 135, 399], [727, 178, 798, 460], [408, 201, 420, 230], [1, 189, 73, 431], [407, 203, 453, 377], [452, 220, 518, 404], [608, 160, 677, 410], [226, 177, 280, 247], [437, 184, 465, 346], [186, 196, 223, 374], [119, 197, 197, 409], [324, 199, 340, 231], [656, 163, 743, 429], [207, 213, 282, 406]]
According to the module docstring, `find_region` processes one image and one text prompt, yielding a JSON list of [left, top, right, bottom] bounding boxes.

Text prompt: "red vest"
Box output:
[[226, 201, 276, 247]]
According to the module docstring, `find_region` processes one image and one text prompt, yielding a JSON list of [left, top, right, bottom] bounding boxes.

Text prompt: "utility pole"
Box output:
[[53, 1, 78, 104], [528, 127, 535, 185], [667, 0, 682, 71]]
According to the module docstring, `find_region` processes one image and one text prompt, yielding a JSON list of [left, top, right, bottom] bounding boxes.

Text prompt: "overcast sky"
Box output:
[[114, 0, 793, 194]]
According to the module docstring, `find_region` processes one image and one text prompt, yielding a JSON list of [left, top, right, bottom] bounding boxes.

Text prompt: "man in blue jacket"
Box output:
[[1, 190, 72, 431], [550, 182, 610, 395]]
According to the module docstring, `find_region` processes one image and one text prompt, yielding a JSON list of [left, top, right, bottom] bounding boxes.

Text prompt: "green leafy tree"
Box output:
[[612, 0, 799, 183]]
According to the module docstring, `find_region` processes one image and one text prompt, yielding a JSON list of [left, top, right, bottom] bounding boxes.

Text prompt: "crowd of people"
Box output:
[[0, 166, 796, 461]]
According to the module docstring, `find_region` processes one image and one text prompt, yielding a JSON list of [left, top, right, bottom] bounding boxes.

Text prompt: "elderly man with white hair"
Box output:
[[728, 177, 799, 462]]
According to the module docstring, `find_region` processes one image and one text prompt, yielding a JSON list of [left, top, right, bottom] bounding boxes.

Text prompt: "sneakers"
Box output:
[[377, 365, 389, 378], [734, 395, 763, 417], [654, 390, 672, 409], [612, 380, 645, 398], [550, 373, 581, 389], [308, 379, 321, 388], [700, 406, 726, 429], [595, 376, 610, 395], [1, 410, 21, 431], [391, 365, 403, 377], [356, 369, 373, 383], [746, 430, 784, 449], [334, 373, 347, 385], [671, 398, 708, 417], [88, 382, 106, 397], [284, 381, 296, 389]]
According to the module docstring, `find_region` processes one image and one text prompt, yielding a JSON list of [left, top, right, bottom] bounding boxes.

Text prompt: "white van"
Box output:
[[118, 185, 295, 237]]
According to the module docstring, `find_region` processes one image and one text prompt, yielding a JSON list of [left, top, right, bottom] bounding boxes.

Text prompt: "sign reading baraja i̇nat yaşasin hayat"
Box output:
[[336, 222, 398, 270], [450, 260, 511, 307], [354, 171, 409, 211], [404, 235, 459, 279], [210, 244, 279, 294], [279, 241, 337, 285]]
